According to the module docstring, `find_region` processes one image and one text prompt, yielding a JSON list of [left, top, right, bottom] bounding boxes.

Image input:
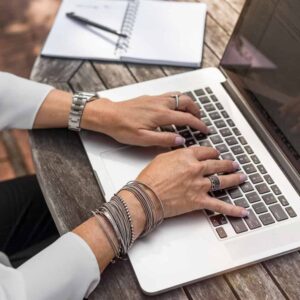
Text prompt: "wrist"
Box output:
[[81, 98, 116, 133]]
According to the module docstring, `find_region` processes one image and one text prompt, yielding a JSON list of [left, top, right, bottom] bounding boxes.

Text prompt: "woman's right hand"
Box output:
[[137, 146, 248, 219]]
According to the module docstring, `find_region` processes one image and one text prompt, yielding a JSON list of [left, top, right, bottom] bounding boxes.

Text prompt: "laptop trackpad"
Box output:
[[99, 146, 167, 196], [226, 221, 300, 261]]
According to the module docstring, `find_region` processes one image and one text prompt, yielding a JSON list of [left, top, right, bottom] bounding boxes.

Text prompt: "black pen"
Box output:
[[66, 12, 128, 38]]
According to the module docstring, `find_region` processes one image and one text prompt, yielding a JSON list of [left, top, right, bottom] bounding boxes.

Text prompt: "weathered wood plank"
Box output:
[[185, 276, 237, 300], [224, 0, 246, 14], [264, 253, 300, 299], [30, 56, 81, 83], [226, 264, 285, 300], [69, 61, 106, 92]]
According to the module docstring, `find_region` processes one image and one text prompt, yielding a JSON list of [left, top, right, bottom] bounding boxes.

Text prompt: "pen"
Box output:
[[66, 12, 128, 38]]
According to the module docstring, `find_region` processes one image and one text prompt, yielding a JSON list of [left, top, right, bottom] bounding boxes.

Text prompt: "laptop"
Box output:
[[80, 0, 300, 294]]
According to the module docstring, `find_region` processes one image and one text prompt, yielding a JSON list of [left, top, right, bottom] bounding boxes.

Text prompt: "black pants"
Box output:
[[0, 176, 59, 267]]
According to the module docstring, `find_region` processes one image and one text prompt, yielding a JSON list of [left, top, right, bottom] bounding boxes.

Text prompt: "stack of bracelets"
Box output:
[[92, 180, 164, 259]]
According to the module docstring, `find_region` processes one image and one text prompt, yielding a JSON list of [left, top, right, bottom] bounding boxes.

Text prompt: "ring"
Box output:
[[208, 175, 221, 192], [171, 94, 180, 110]]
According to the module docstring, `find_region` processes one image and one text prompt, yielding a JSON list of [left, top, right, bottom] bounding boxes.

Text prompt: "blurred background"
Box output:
[[0, 0, 60, 181]]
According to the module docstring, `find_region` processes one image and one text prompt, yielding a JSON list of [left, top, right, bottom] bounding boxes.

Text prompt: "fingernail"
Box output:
[[175, 136, 185, 146], [241, 209, 249, 217], [232, 161, 240, 170], [239, 173, 247, 182]]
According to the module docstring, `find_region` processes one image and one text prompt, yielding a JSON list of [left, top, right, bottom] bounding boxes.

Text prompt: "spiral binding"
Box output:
[[115, 0, 139, 56]]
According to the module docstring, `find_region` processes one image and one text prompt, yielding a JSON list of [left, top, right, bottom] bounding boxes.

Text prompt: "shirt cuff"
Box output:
[[0, 72, 54, 129], [18, 232, 100, 300]]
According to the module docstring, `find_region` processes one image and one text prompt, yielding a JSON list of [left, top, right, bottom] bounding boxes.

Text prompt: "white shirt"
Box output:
[[0, 72, 100, 300]]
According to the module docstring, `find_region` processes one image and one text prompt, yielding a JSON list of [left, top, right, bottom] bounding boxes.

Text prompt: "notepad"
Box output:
[[42, 0, 207, 67]]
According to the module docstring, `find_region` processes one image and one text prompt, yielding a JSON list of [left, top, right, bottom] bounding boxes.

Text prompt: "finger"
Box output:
[[202, 159, 240, 175], [173, 95, 200, 118], [138, 130, 185, 147], [161, 91, 182, 97], [166, 111, 208, 134], [201, 196, 249, 217], [203, 173, 247, 191], [189, 146, 220, 161]]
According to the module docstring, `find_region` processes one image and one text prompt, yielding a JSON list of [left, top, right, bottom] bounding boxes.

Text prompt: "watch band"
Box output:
[[68, 92, 97, 132]]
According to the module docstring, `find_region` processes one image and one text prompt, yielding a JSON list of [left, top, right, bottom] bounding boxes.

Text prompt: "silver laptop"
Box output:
[[81, 0, 300, 294]]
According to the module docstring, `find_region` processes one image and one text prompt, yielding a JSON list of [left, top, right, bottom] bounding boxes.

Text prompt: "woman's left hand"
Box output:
[[82, 92, 208, 147]]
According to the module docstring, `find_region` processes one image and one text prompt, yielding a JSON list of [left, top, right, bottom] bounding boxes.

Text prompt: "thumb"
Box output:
[[139, 130, 185, 147]]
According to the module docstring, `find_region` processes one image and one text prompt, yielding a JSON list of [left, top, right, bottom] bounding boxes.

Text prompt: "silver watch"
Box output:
[[68, 91, 98, 132]]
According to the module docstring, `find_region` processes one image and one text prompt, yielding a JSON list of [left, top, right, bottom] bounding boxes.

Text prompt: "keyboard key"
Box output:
[[225, 136, 238, 146], [264, 175, 274, 185], [204, 104, 216, 112], [236, 154, 250, 164], [205, 87, 213, 94], [199, 96, 210, 104], [228, 188, 242, 199], [240, 182, 254, 193], [214, 189, 227, 197], [208, 126, 217, 135], [256, 183, 270, 194], [209, 112, 221, 120], [227, 119, 235, 127], [210, 95, 218, 102], [234, 198, 249, 208], [249, 173, 263, 184], [238, 136, 247, 145], [203, 118, 212, 126], [228, 217, 248, 233], [252, 202, 268, 214], [194, 132, 206, 140], [190, 127, 199, 132], [259, 213, 275, 225], [245, 145, 254, 154], [216, 227, 227, 239], [278, 195, 289, 206], [286, 207, 297, 218], [161, 125, 175, 132], [216, 102, 224, 110], [219, 196, 233, 205], [176, 126, 187, 131], [244, 209, 262, 229], [257, 165, 267, 174], [200, 110, 206, 118], [180, 130, 192, 139], [215, 144, 229, 153], [172, 145, 184, 150], [221, 111, 229, 118], [194, 89, 205, 96], [185, 139, 196, 147], [231, 145, 244, 155], [269, 204, 288, 221], [232, 128, 241, 136], [262, 194, 277, 205], [271, 185, 281, 195], [251, 155, 260, 164], [210, 135, 223, 145], [219, 128, 232, 137], [210, 214, 227, 227], [205, 209, 214, 216], [199, 140, 213, 147], [215, 120, 227, 128], [246, 191, 260, 203], [243, 164, 256, 174], [221, 153, 235, 161], [185, 91, 197, 101]]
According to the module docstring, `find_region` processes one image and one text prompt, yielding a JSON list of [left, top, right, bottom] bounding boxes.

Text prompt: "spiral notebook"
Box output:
[[42, 0, 207, 67]]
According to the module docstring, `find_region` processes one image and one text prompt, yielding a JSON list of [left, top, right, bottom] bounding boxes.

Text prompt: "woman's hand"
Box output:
[[82, 92, 208, 147], [137, 146, 248, 218]]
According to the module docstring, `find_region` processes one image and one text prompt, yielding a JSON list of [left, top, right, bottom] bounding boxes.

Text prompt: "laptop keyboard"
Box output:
[[161, 87, 297, 239]]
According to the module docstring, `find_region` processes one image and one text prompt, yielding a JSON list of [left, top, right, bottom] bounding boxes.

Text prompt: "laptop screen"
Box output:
[[220, 0, 300, 173]]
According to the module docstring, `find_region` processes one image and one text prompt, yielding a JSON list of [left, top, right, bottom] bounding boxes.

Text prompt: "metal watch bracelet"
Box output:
[[68, 91, 97, 132]]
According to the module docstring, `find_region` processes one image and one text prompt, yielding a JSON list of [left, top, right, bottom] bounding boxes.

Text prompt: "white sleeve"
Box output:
[[0, 72, 54, 130], [0, 233, 100, 300]]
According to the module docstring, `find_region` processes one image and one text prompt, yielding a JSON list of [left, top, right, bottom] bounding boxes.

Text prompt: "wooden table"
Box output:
[[30, 1, 300, 299]]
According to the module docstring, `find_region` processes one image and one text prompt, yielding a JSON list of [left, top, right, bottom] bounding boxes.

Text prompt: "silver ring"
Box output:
[[208, 175, 221, 192], [172, 94, 180, 110]]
